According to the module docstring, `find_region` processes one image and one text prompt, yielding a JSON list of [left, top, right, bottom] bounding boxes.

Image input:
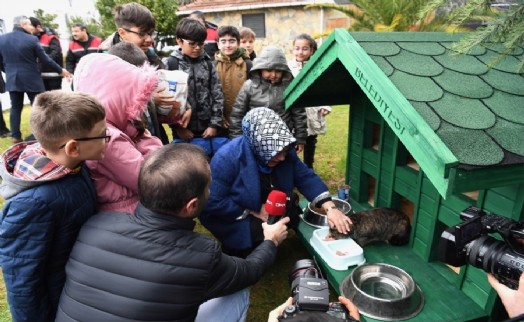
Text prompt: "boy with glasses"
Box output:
[[164, 18, 225, 157], [99, 2, 175, 144], [99, 2, 163, 69], [0, 90, 106, 322], [214, 25, 253, 133]]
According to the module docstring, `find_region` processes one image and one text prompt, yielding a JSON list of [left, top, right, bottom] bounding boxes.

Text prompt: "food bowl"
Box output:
[[340, 263, 424, 321], [309, 227, 365, 270], [301, 198, 352, 228]]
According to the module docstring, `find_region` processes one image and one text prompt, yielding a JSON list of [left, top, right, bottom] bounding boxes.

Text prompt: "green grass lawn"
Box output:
[[0, 105, 349, 321]]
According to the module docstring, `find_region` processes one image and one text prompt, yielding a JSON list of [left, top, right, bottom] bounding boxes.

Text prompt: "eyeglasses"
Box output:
[[123, 28, 158, 39], [182, 39, 205, 48], [59, 130, 111, 149]]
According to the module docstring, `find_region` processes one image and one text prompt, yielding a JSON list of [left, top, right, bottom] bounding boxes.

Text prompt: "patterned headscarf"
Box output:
[[242, 107, 296, 166]]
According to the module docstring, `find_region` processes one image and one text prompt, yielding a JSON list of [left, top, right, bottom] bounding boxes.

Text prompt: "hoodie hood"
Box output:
[[242, 107, 296, 166], [0, 142, 74, 199], [249, 46, 293, 82], [73, 53, 158, 133]]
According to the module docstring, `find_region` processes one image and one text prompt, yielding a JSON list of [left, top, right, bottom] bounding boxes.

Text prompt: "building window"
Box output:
[[242, 13, 266, 38]]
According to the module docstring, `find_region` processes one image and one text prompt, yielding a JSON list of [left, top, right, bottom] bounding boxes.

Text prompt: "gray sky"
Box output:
[[0, 0, 98, 39]]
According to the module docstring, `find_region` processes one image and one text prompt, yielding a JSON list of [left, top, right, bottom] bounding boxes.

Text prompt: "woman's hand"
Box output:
[[251, 204, 269, 222], [323, 201, 352, 234]]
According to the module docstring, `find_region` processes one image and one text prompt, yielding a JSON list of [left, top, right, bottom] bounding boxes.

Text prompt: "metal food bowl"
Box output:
[[301, 198, 352, 228], [340, 263, 424, 321]]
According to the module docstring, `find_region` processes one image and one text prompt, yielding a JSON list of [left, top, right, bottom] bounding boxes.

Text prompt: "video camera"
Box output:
[[278, 259, 356, 322], [439, 206, 524, 290]]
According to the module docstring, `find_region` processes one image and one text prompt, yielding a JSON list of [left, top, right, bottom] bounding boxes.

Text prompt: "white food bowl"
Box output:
[[309, 227, 365, 271]]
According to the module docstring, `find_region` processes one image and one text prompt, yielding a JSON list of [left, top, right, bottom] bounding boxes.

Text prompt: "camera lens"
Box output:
[[288, 259, 319, 286], [467, 235, 524, 289], [326, 302, 349, 319]]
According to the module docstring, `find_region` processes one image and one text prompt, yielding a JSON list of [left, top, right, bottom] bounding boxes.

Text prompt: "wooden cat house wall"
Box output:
[[284, 29, 524, 319]]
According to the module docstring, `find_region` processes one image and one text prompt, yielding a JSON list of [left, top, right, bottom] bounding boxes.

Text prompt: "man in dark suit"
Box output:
[[0, 15, 71, 144]]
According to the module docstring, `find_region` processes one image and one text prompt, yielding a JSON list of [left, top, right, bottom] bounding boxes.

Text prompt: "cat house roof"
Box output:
[[284, 30, 524, 198]]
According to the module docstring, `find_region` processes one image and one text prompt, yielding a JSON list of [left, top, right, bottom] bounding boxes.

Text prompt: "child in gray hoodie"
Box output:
[[229, 46, 307, 152]]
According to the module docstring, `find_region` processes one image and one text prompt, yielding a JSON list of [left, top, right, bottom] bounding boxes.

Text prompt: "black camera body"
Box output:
[[439, 206, 524, 290], [278, 259, 354, 322]]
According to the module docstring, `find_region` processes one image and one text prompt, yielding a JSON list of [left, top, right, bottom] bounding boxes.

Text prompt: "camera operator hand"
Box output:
[[267, 296, 361, 322], [268, 297, 293, 322], [337, 296, 361, 321], [487, 273, 524, 318], [262, 216, 290, 247]]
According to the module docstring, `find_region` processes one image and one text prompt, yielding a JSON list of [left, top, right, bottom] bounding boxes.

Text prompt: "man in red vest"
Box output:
[[30, 17, 63, 91], [65, 23, 102, 74]]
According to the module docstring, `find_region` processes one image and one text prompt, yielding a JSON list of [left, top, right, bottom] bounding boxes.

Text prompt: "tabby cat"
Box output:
[[329, 208, 411, 247]]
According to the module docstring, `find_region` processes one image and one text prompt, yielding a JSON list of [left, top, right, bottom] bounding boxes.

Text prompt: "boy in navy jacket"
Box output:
[[0, 91, 107, 321]]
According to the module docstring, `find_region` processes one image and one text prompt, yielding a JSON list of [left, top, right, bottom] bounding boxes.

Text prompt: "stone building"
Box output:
[[177, 0, 352, 59]]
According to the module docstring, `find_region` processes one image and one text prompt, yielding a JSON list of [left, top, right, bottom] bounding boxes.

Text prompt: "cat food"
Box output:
[[311, 206, 328, 215], [328, 228, 351, 240]]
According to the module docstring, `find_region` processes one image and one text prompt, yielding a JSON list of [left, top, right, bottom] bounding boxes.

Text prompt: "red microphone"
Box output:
[[265, 190, 287, 224]]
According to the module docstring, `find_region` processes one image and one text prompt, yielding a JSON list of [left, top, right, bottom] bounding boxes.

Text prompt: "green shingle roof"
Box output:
[[284, 30, 524, 198], [285, 31, 524, 170]]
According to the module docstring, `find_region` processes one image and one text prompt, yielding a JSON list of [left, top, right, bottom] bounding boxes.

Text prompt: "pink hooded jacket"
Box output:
[[74, 53, 162, 213]]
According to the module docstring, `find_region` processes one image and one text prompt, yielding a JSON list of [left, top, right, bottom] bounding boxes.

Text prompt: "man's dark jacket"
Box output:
[[0, 27, 62, 92], [55, 204, 277, 322], [65, 34, 102, 73], [37, 29, 63, 79]]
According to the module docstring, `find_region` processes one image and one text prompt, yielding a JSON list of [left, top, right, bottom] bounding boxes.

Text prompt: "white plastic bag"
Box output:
[[156, 69, 189, 124]]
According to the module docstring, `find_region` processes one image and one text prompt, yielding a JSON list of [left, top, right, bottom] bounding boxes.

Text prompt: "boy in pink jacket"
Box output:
[[74, 53, 163, 213]]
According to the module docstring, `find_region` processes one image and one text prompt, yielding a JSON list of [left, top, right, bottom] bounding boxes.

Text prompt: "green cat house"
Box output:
[[284, 30, 524, 321]]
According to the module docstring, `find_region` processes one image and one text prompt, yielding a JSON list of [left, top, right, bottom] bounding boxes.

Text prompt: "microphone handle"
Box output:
[[267, 215, 282, 225]]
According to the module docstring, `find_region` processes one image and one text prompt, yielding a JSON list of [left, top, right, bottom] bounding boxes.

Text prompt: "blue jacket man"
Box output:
[[0, 15, 69, 143]]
